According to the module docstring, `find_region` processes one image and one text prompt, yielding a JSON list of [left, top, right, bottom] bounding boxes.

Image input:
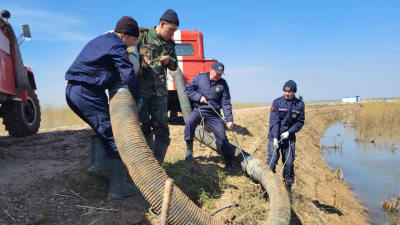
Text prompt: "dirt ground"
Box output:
[[0, 104, 369, 225]]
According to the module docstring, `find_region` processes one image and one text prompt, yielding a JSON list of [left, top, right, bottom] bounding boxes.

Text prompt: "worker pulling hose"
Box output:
[[109, 86, 222, 225], [171, 68, 291, 225]]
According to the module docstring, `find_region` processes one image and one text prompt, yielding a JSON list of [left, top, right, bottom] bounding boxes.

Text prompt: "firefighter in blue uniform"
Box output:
[[266, 80, 305, 202], [65, 16, 142, 200], [183, 62, 235, 173]]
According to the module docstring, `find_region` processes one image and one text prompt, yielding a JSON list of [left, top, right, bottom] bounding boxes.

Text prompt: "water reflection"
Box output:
[[320, 122, 400, 224]]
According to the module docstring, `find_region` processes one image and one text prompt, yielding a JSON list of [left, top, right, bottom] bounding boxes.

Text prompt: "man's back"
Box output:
[[65, 32, 127, 90]]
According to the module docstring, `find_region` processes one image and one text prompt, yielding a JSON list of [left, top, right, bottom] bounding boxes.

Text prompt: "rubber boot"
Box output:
[[223, 154, 235, 174], [145, 132, 154, 152], [108, 159, 138, 199], [87, 135, 108, 179], [154, 137, 171, 166], [285, 183, 292, 203], [184, 140, 194, 162]]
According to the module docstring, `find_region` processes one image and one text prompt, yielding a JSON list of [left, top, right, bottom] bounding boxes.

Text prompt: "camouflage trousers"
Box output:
[[139, 95, 169, 139]]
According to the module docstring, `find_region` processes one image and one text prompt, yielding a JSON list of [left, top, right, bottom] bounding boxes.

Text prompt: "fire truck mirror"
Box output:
[[22, 24, 32, 41]]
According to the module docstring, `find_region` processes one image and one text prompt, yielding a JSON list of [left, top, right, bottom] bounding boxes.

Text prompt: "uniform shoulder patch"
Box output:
[[270, 105, 274, 111]]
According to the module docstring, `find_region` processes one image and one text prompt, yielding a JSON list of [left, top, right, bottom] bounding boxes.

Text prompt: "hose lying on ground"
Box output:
[[171, 68, 291, 225], [109, 87, 222, 225]]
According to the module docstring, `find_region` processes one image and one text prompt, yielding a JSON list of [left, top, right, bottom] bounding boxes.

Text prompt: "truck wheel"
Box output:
[[1, 89, 41, 136]]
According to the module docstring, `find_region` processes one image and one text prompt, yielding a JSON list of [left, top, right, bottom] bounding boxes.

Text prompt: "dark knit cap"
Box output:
[[160, 9, 179, 26], [115, 16, 139, 38], [283, 80, 297, 92]]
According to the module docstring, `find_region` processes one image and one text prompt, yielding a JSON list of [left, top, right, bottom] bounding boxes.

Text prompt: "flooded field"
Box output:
[[320, 121, 400, 224]]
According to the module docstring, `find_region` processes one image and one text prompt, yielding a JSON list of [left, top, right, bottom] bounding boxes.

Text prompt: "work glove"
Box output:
[[136, 98, 143, 113], [281, 131, 289, 140], [273, 138, 279, 150]]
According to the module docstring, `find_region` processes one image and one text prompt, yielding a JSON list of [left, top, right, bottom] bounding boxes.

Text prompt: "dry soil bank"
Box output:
[[0, 104, 368, 224]]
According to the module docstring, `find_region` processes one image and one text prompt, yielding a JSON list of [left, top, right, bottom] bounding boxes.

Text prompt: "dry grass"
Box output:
[[40, 103, 85, 129], [387, 216, 400, 225], [0, 103, 85, 135], [351, 99, 400, 142], [382, 195, 400, 212], [1, 102, 263, 134], [231, 102, 267, 110]]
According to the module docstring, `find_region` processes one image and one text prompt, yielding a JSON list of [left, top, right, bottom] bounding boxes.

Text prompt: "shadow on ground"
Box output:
[[312, 200, 343, 216]]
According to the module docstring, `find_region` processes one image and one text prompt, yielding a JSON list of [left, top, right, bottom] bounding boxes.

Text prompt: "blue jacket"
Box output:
[[268, 95, 305, 141], [65, 32, 141, 101], [184, 72, 233, 122]]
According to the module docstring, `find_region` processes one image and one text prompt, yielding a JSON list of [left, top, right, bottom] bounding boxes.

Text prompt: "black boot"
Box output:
[[154, 137, 171, 166], [184, 140, 194, 162], [108, 159, 138, 199], [87, 135, 108, 179], [223, 154, 235, 173], [285, 183, 292, 203]]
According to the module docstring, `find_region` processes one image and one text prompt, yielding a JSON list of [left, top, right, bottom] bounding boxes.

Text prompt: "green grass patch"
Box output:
[[88, 184, 100, 199]]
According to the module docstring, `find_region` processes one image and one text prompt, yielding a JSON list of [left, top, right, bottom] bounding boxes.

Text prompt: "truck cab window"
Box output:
[[175, 44, 194, 56]]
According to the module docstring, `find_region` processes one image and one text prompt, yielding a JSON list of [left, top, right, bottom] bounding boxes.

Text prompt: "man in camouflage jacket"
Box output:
[[135, 9, 179, 165]]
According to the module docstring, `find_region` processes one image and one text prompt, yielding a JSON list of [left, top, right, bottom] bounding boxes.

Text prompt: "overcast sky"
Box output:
[[5, 0, 400, 105]]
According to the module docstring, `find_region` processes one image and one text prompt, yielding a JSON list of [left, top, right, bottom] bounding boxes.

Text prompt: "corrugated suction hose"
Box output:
[[109, 88, 222, 225]]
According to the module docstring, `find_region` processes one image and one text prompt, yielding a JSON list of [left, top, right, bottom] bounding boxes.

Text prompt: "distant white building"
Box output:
[[342, 96, 360, 103]]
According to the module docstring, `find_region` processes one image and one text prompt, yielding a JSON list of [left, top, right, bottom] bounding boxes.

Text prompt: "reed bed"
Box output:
[[351, 99, 400, 142]]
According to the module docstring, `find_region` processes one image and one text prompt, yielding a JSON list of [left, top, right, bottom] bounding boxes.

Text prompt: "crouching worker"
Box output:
[[65, 16, 142, 199], [183, 62, 235, 173], [266, 80, 305, 202]]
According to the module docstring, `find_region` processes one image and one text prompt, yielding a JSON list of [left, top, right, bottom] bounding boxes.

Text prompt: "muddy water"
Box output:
[[320, 122, 400, 224]]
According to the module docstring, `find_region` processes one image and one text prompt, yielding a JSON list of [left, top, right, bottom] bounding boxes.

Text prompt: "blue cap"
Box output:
[[211, 62, 225, 74], [160, 9, 179, 26]]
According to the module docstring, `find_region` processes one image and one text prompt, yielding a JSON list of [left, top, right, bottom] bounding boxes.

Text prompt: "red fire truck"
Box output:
[[167, 30, 217, 116], [0, 10, 41, 136]]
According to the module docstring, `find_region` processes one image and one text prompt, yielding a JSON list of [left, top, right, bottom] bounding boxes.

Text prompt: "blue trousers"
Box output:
[[66, 83, 119, 158], [266, 139, 296, 185], [184, 108, 232, 156]]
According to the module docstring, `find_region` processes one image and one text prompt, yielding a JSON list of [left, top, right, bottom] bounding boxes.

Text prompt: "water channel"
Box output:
[[320, 121, 400, 224]]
